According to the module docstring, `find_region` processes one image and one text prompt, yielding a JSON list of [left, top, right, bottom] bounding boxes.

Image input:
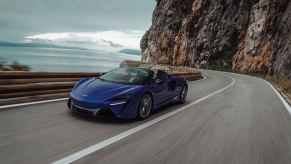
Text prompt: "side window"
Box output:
[[156, 70, 168, 80]]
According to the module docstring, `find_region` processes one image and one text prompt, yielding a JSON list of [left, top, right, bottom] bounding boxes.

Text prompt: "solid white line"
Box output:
[[52, 77, 235, 164], [0, 98, 69, 109], [187, 75, 207, 83], [260, 79, 291, 114], [195, 75, 207, 81], [201, 75, 207, 80]]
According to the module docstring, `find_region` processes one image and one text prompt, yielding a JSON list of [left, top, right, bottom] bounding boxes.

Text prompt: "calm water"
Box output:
[[0, 47, 141, 72]]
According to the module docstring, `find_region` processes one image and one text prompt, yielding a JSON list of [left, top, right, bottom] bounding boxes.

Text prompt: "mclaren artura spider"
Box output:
[[68, 67, 188, 120]]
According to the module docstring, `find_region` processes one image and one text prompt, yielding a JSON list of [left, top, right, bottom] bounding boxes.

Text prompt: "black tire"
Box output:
[[67, 99, 72, 109], [179, 85, 188, 104], [137, 94, 153, 120]]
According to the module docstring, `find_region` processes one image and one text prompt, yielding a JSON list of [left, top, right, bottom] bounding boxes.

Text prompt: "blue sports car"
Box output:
[[68, 67, 188, 120]]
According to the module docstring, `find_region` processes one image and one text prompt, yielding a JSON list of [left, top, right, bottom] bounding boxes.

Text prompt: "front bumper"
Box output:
[[67, 95, 138, 119], [69, 100, 115, 117]]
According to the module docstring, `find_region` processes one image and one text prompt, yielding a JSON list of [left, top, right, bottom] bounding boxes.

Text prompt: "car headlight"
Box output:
[[109, 95, 132, 106], [114, 95, 131, 100]]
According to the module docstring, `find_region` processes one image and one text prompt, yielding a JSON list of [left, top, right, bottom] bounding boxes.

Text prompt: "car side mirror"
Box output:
[[155, 79, 164, 85]]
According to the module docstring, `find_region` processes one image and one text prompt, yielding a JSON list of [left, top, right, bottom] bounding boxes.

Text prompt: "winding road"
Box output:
[[0, 70, 291, 164]]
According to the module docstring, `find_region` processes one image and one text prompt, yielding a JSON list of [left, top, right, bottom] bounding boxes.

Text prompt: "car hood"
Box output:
[[73, 78, 139, 101]]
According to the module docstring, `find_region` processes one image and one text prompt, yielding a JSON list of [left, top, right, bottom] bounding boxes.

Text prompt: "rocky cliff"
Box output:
[[141, 0, 291, 79]]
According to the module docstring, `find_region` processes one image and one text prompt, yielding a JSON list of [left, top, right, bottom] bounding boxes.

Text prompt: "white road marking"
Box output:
[[187, 75, 207, 83], [260, 79, 291, 114], [201, 75, 207, 80], [52, 77, 235, 164], [0, 98, 69, 109]]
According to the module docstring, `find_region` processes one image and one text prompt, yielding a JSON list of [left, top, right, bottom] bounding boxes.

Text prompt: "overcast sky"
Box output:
[[0, 0, 156, 43]]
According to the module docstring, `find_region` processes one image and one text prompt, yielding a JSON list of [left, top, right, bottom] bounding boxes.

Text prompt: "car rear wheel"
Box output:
[[179, 85, 188, 104], [137, 94, 152, 120]]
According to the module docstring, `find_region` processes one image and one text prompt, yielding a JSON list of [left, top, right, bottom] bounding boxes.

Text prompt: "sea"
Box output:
[[0, 47, 141, 72]]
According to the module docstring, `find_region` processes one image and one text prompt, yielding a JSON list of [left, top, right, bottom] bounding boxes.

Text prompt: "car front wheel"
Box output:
[[137, 94, 152, 120]]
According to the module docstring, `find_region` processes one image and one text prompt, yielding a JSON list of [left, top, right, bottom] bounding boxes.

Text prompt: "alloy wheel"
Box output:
[[139, 94, 152, 119]]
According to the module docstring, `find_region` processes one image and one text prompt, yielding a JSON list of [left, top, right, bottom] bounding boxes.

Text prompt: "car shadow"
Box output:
[[68, 111, 135, 125]]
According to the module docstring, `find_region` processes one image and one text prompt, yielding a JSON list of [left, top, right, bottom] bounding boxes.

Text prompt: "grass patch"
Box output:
[[266, 75, 291, 95]]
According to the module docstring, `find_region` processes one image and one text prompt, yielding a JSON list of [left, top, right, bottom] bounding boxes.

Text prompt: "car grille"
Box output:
[[97, 108, 115, 117], [68, 98, 116, 118], [71, 104, 96, 116], [73, 106, 94, 115], [70, 101, 114, 118]]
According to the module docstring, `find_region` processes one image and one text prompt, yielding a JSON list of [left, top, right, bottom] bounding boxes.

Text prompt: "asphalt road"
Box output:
[[0, 70, 290, 164]]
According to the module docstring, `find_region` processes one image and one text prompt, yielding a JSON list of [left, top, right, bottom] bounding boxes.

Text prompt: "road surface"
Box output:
[[0, 70, 290, 164]]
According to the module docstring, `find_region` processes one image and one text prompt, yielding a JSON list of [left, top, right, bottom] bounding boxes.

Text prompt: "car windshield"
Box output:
[[99, 68, 154, 85]]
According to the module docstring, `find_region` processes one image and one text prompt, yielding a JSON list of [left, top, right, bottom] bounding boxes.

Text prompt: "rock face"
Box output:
[[141, 0, 291, 79]]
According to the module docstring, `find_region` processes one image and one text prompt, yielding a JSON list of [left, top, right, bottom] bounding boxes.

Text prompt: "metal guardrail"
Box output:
[[0, 72, 100, 106], [0, 71, 201, 106]]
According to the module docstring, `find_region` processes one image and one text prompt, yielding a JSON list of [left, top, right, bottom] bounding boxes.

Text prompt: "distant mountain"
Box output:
[[0, 41, 87, 50], [119, 49, 141, 56]]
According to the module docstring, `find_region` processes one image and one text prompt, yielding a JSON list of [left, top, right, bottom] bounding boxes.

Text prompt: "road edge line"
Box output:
[[188, 75, 207, 83], [198, 75, 207, 81], [0, 98, 69, 109], [52, 77, 235, 164], [260, 78, 291, 114]]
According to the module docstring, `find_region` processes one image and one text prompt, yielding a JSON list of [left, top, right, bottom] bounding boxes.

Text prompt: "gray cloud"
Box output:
[[0, 0, 156, 42], [101, 39, 122, 47]]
